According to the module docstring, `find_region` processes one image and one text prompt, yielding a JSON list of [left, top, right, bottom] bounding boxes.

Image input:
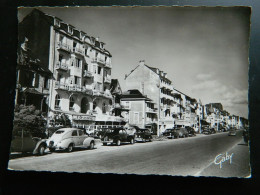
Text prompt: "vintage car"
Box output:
[[202, 125, 211, 135], [176, 127, 189, 138], [186, 126, 196, 137], [228, 128, 237, 136], [46, 128, 95, 152], [10, 129, 47, 155], [135, 128, 152, 142], [162, 128, 179, 139], [101, 127, 135, 146]]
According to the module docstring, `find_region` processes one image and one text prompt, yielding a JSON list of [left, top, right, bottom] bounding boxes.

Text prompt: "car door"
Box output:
[[71, 130, 79, 146], [119, 130, 128, 141], [78, 130, 87, 146], [22, 131, 37, 152]]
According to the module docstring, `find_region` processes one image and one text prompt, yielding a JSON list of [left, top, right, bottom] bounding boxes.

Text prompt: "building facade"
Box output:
[[19, 9, 126, 129]]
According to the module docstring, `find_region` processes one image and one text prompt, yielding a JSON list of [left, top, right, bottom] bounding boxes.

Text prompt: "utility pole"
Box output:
[[157, 81, 160, 137]]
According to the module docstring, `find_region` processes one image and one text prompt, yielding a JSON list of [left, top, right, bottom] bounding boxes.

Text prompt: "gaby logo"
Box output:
[[214, 152, 234, 168]]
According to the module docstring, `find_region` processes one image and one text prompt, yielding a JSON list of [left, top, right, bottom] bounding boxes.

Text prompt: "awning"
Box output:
[[22, 88, 46, 95]]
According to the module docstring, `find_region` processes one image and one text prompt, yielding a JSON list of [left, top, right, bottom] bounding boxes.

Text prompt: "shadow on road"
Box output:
[[238, 143, 249, 146]]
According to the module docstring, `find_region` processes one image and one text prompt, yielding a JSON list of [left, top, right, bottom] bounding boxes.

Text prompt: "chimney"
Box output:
[[139, 60, 145, 66]]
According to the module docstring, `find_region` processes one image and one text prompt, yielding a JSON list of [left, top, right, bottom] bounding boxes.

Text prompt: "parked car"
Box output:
[[202, 125, 211, 135], [101, 127, 135, 146], [10, 129, 47, 155], [46, 128, 95, 152], [228, 129, 237, 136], [210, 128, 216, 134], [176, 128, 189, 138], [186, 126, 196, 137], [135, 128, 153, 142], [162, 128, 179, 139]]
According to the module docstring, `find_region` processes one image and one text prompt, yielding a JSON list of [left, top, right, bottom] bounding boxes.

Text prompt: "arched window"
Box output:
[[81, 97, 89, 113], [69, 96, 75, 111], [55, 94, 61, 109], [102, 103, 106, 114]]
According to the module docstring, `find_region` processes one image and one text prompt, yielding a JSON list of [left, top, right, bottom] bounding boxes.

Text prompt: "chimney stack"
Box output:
[[139, 60, 145, 66]]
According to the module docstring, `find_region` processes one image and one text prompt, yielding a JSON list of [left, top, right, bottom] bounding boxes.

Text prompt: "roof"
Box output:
[[110, 79, 122, 94], [22, 9, 111, 56], [144, 65, 172, 83], [121, 89, 152, 101]]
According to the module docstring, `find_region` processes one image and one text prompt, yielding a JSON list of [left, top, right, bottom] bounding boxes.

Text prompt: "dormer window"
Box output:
[[68, 26, 73, 34], [54, 18, 60, 27]]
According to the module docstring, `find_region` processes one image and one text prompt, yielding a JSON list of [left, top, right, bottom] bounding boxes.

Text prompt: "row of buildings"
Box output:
[[16, 9, 248, 136]]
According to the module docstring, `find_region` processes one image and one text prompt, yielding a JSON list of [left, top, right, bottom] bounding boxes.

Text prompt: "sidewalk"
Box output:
[[195, 139, 251, 178]]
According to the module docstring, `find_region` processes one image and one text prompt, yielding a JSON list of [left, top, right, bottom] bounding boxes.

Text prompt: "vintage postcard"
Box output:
[[9, 6, 251, 177]]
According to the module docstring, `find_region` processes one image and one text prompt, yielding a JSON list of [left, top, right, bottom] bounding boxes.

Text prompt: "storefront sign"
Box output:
[[72, 115, 95, 121]]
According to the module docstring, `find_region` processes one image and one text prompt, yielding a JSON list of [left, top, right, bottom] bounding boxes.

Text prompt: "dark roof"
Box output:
[[172, 93, 182, 99], [121, 89, 152, 101]]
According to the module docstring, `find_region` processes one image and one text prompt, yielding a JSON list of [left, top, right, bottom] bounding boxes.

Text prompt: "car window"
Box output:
[[55, 130, 65, 134], [78, 130, 84, 136], [72, 130, 78, 136]]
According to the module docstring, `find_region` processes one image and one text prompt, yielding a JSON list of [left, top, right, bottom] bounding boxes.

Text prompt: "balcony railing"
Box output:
[[146, 108, 157, 113], [104, 76, 111, 83], [57, 42, 71, 52], [73, 47, 84, 55], [56, 62, 69, 71], [83, 70, 93, 78], [92, 57, 112, 68]]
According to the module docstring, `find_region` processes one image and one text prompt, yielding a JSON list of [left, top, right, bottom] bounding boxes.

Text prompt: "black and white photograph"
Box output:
[[8, 6, 251, 178]]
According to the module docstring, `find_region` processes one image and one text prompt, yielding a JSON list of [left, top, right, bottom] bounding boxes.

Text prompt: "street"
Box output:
[[8, 130, 250, 177]]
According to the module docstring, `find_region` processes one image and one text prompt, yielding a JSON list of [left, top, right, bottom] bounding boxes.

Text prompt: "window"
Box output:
[[93, 65, 97, 74], [102, 103, 106, 114], [55, 94, 61, 109], [54, 19, 60, 27], [74, 76, 80, 85], [93, 101, 97, 110], [95, 52, 98, 58], [72, 130, 77, 136], [73, 42, 77, 49], [85, 47, 89, 56], [59, 54, 63, 62], [44, 76, 49, 89], [75, 58, 81, 68], [98, 66, 102, 75], [69, 96, 75, 111], [84, 64, 88, 71], [68, 26, 73, 34], [78, 130, 84, 136]]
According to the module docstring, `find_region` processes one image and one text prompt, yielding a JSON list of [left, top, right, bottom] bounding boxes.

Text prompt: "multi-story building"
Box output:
[[19, 9, 125, 129], [16, 36, 51, 115], [124, 60, 175, 134], [120, 90, 157, 128]]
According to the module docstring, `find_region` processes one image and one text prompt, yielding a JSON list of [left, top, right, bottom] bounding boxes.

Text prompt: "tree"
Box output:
[[47, 113, 72, 137], [13, 104, 47, 138]]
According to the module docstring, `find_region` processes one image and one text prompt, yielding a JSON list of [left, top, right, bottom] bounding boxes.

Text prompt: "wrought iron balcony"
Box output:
[[83, 70, 93, 78], [57, 42, 71, 52], [56, 62, 69, 71], [73, 47, 84, 55]]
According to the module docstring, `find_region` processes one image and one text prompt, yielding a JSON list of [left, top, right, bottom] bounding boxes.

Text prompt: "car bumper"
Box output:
[[135, 137, 145, 142]]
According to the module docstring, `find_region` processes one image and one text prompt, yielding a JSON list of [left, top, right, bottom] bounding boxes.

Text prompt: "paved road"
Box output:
[[8, 130, 250, 177]]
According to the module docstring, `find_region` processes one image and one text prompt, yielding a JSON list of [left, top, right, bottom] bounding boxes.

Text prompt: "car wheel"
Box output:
[[130, 138, 135, 144], [89, 141, 94, 150], [49, 148, 55, 152], [67, 144, 74, 152], [103, 142, 107, 146], [116, 139, 121, 146], [38, 144, 46, 155]]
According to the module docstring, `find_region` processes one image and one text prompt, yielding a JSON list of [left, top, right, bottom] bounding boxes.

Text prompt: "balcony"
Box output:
[[55, 62, 69, 71], [69, 84, 83, 92], [54, 81, 70, 90], [146, 108, 157, 113], [73, 47, 84, 56], [92, 58, 112, 68], [82, 86, 93, 95], [57, 42, 71, 52], [83, 70, 93, 78], [104, 76, 111, 83]]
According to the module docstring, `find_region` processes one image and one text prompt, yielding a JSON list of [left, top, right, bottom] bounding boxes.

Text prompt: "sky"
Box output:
[[18, 7, 250, 118]]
